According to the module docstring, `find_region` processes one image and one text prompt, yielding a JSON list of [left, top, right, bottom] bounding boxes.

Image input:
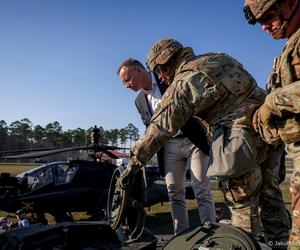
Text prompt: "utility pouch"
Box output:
[[207, 126, 256, 178]]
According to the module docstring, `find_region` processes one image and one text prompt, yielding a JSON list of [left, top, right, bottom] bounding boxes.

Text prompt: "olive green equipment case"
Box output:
[[163, 222, 268, 250]]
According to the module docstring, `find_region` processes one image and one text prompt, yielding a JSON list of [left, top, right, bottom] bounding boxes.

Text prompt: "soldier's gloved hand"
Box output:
[[253, 104, 273, 131], [258, 104, 274, 129], [119, 156, 143, 189]]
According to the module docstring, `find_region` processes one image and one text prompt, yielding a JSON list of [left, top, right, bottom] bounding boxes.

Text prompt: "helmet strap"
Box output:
[[279, 0, 300, 35], [166, 50, 182, 83]]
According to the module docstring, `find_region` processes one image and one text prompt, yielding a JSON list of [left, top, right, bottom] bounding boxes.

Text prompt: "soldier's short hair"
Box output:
[[117, 58, 146, 75]]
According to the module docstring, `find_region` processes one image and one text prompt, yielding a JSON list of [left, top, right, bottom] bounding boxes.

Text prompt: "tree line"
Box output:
[[0, 118, 140, 151]]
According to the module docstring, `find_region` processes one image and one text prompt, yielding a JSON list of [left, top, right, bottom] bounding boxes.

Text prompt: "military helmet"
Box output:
[[244, 0, 278, 24], [147, 38, 183, 71]]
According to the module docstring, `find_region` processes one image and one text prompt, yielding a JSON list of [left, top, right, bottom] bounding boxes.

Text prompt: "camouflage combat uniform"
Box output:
[[130, 46, 290, 244], [257, 26, 300, 246]]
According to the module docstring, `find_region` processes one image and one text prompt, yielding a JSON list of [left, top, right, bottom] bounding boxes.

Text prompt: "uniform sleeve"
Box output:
[[131, 72, 222, 165], [265, 80, 300, 115]]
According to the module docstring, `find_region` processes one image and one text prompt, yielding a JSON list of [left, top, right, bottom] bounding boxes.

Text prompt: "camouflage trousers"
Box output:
[[222, 143, 291, 248], [286, 142, 300, 250]]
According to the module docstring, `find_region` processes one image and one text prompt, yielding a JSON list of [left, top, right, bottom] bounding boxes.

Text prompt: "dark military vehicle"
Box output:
[[0, 159, 118, 223], [0, 165, 270, 250], [0, 126, 172, 224], [0, 158, 170, 224]]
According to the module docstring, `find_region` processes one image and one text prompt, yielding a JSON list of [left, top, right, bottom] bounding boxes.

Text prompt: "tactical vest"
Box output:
[[175, 52, 257, 125], [267, 27, 300, 144]]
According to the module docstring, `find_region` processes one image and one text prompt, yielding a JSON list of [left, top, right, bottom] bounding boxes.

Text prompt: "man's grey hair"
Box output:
[[117, 58, 146, 75]]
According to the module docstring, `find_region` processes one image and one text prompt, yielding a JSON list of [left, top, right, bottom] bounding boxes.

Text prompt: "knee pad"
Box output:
[[221, 167, 262, 208]]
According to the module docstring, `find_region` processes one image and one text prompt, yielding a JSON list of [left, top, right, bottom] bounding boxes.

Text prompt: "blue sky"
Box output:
[[0, 0, 285, 135]]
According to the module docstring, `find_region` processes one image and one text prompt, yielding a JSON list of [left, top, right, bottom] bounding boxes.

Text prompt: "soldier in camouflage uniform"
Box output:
[[244, 0, 300, 248], [120, 38, 290, 249], [117, 58, 216, 234]]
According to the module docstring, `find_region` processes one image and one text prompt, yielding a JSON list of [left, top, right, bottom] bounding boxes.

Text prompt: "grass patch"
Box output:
[[145, 190, 226, 234], [144, 184, 291, 235], [0, 163, 39, 176]]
